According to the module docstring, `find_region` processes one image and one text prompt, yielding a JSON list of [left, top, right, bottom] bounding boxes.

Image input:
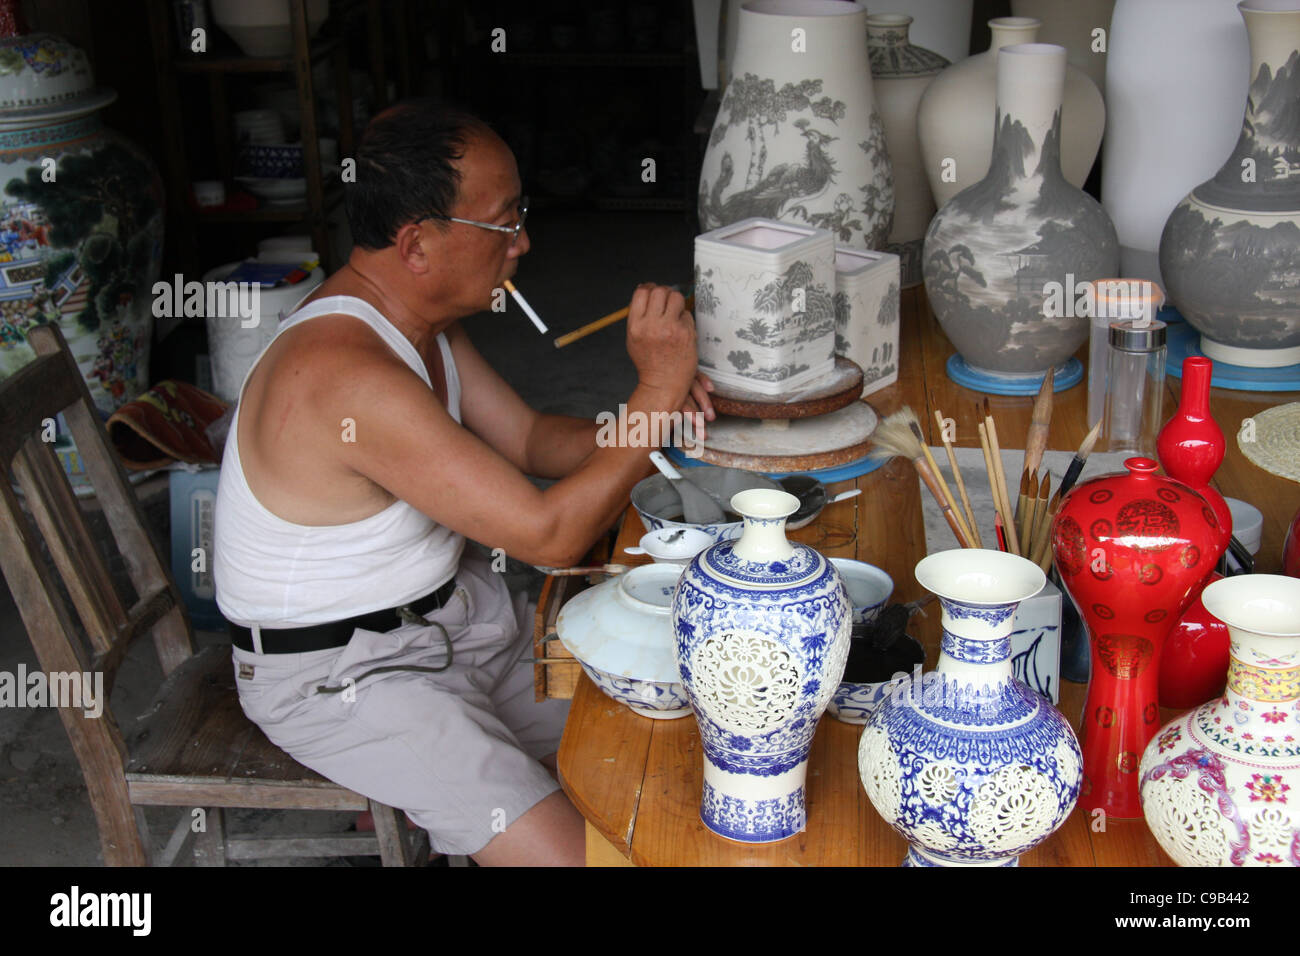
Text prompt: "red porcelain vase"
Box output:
[[1051, 458, 1227, 818], [1156, 572, 1229, 710], [1156, 356, 1232, 548], [1285, 506, 1300, 578]]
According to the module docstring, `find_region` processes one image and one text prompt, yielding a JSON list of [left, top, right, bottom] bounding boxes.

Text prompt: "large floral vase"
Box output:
[[1140, 574, 1300, 867], [1159, 0, 1300, 369], [672, 488, 851, 843], [700, 0, 893, 251], [0, 32, 162, 414], [922, 41, 1118, 380], [858, 549, 1082, 867]]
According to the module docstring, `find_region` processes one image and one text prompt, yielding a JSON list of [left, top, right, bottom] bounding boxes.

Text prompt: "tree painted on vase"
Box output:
[[857, 110, 894, 249], [833, 289, 851, 354], [701, 73, 849, 229]]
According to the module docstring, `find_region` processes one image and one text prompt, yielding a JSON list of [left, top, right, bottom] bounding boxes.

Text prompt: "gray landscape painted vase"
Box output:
[[699, 0, 893, 251], [1159, 0, 1300, 369], [923, 42, 1118, 378]]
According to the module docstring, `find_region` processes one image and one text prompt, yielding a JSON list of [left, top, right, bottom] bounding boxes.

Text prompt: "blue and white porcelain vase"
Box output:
[[857, 549, 1083, 866], [672, 488, 851, 843]]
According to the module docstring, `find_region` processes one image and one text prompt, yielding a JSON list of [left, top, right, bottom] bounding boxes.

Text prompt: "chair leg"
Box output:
[[192, 807, 227, 866], [371, 800, 421, 866]]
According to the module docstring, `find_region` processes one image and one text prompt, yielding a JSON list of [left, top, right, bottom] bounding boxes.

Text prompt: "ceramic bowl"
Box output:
[[627, 528, 714, 565], [555, 563, 689, 719], [829, 558, 894, 625], [211, 0, 330, 58], [631, 466, 782, 543], [239, 143, 303, 178], [1225, 497, 1263, 556]]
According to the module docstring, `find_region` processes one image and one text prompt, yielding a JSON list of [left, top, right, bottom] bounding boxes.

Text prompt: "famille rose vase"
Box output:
[[1140, 575, 1300, 867], [1051, 458, 1229, 818], [857, 550, 1082, 867], [672, 488, 851, 843]]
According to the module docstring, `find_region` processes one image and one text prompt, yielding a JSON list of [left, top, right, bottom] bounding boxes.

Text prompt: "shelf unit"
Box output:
[[145, 0, 356, 274]]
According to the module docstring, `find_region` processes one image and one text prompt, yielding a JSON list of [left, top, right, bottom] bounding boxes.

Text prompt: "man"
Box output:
[[213, 100, 712, 865]]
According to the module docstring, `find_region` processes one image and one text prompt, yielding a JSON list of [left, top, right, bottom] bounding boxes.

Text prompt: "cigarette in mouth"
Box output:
[[503, 279, 548, 334]]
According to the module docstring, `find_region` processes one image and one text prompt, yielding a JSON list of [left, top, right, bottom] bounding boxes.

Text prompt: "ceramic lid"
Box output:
[[0, 33, 115, 128], [555, 564, 683, 682], [695, 538, 828, 590]]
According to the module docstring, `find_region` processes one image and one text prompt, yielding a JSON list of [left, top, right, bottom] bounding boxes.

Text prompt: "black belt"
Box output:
[[230, 578, 458, 654]]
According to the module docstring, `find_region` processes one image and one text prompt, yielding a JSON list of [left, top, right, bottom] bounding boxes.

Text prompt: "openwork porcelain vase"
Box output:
[[922, 42, 1118, 386], [1051, 458, 1228, 818], [699, 0, 894, 250], [857, 550, 1082, 867], [1140, 575, 1300, 866], [672, 489, 851, 843], [1159, 0, 1300, 368]]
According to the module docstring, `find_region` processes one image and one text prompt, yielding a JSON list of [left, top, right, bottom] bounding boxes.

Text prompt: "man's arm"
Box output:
[[326, 286, 698, 568], [446, 323, 599, 479]]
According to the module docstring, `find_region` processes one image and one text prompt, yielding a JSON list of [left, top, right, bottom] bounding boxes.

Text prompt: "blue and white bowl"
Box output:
[[555, 563, 689, 719], [829, 557, 893, 626], [631, 467, 783, 544]]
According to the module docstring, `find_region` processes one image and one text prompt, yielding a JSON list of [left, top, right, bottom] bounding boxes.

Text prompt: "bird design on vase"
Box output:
[[702, 120, 839, 230]]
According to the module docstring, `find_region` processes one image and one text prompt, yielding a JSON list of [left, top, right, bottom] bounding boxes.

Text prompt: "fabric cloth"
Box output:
[[213, 295, 465, 627], [232, 550, 569, 857], [106, 379, 229, 470]]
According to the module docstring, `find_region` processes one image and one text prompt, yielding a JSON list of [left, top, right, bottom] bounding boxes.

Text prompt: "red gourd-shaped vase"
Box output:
[[1051, 458, 1227, 818], [1155, 355, 1232, 708], [1155, 356, 1231, 547]]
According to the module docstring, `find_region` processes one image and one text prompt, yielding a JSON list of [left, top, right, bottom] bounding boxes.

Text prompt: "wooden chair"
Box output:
[[0, 324, 429, 866]]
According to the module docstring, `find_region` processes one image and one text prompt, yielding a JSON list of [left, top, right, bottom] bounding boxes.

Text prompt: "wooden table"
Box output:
[[555, 286, 1300, 866]]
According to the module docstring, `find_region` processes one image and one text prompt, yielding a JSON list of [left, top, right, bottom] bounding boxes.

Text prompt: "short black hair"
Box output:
[[344, 98, 493, 251]]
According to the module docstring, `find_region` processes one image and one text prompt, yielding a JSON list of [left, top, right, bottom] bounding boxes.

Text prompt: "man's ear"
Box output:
[[393, 221, 434, 275]]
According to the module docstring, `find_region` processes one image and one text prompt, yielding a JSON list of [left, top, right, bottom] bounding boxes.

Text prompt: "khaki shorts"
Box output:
[[231, 552, 569, 856]]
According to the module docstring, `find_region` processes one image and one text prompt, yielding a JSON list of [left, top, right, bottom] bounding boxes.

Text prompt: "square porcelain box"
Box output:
[[1009, 578, 1062, 705], [693, 217, 837, 398], [833, 247, 900, 398]]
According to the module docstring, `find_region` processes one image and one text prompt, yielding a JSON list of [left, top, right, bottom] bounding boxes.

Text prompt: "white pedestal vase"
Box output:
[[1011, 0, 1116, 93], [867, 15, 948, 288], [858, 550, 1082, 867], [922, 43, 1119, 386], [833, 247, 899, 397], [1102, 0, 1251, 285], [700, 0, 894, 252], [673, 489, 851, 843], [693, 217, 836, 396], [1158, 0, 1300, 369], [917, 17, 1105, 209], [1139, 575, 1300, 867]]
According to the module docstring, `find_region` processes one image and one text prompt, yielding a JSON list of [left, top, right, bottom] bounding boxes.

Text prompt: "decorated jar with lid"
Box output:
[[1051, 458, 1229, 818], [672, 488, 851, 843]]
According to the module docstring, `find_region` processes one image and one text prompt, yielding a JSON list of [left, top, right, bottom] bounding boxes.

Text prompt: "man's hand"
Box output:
[[680, 370, 715, 441], [625, 283, 698, 409]]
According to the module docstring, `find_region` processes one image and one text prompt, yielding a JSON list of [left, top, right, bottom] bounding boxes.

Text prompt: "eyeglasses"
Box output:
[[423, 196, 529, 245]]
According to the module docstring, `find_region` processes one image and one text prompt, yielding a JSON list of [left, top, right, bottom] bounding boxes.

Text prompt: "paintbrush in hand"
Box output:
[[872, 407, 974, 548], [1058, 420, 1103, 499]]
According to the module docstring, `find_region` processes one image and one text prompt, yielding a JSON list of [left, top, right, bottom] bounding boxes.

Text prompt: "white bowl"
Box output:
[[555, 564, 690, 718], [630, 466, 782, 544], [629, 528, 714, 565], [829, 558, 894, 625], [1225, 497, 1263, 556], [212, 0, 329, 57]]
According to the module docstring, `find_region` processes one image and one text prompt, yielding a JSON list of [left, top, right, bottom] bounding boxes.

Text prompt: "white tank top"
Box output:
[[213, 295, 466, 627]]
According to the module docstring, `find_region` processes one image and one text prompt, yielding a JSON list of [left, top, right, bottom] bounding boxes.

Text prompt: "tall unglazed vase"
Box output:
[[1159, 0, 1300, 369], [1012, 0, 1115, 91], [922, 43, 1118, 389], [1051, 458, 1229, 818], [0, 30, 161, 414], [699, 0, 894, 251], [917, 17, 1104, 208], [1140, 575, 1300, 867], [673, 489, 851, 843], [1103, 0, 1250, 285], [867, 14, 948, 287], [858, 549, 1082, 867]]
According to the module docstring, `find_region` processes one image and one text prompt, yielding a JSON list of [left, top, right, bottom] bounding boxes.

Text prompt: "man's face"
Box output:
[[434, 131, 529, 311]]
